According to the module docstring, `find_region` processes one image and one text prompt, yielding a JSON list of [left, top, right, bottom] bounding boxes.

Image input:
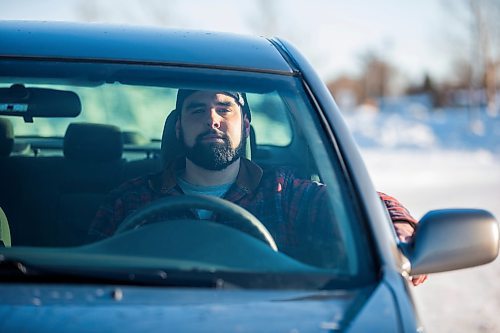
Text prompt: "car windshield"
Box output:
[[0, 59, 376, 289]]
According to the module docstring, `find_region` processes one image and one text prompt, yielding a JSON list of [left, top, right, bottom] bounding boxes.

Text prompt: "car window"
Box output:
[[0, 59, 376, 289], [248, 92, 292, 146], [5, 85, 293, 147]]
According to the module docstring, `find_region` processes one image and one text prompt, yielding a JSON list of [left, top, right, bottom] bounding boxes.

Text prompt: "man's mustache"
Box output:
[[196, 130, 228, 142]]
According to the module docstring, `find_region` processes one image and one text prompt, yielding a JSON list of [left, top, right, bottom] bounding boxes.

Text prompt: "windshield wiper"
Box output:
[[0, 256, 355, 290], [0, 256, 39, 277], [67, 268, 239, 289], [0, 256, 236, 288]]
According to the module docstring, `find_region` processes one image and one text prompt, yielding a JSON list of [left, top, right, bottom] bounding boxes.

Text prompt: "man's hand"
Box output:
[[394, 221, 428, 286], [393, 221, 414, 243], [410, 274, 428, 286]]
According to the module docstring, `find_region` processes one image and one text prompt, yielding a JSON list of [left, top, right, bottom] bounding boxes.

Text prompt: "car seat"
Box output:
[[56, 122, 125, 246], [0, 118, 13, 247], [0, 117, 14, 158], [0, 206, 11, 247]]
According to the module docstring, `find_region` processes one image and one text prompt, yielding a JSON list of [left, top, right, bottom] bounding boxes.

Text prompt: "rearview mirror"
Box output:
[[408, 209, 499, 275], [0, 84, 81, 122]]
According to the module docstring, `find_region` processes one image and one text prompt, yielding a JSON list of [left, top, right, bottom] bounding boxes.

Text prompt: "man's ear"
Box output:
[[175, 118, 181, 139], [243, 116, 250, 138]]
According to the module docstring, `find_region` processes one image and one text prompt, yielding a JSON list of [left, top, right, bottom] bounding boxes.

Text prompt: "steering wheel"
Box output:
[[114, 194, 278, 251]]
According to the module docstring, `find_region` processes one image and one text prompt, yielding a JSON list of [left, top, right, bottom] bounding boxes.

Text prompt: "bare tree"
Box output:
[[358, 51, 396, 101], [76, 0, 101, 22], [247, 0, 280, 36], [75, 0, 175, 26], [444, 0, 500, 115], [136, 0, 175, 26], [246, 0, 332, 78]]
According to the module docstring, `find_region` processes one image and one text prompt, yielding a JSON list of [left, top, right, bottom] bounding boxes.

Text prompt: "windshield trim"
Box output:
[[0, 55, 300, 77]]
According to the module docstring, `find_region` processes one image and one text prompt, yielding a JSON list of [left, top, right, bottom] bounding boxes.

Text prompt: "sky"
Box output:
[[0, 0, 460, 84]]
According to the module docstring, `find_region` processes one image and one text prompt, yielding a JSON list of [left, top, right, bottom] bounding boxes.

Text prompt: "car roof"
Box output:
[[0, 20, 294, 75]]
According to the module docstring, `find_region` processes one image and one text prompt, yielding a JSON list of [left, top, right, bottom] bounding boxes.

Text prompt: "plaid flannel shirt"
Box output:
[[89, 158, 417, 259]]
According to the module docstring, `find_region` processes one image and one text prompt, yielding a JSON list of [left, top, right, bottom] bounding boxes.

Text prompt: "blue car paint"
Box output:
[[0, 283, 400, 332]]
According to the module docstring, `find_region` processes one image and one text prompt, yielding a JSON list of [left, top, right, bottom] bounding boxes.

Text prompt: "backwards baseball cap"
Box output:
[[175, 89, 251, 122]]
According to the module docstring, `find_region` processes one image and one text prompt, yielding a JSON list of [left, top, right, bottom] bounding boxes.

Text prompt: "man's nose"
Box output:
[[206, 108, 221, 129]]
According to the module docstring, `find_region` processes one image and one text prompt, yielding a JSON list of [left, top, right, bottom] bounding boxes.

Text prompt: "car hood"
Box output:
[[0, 282, 401, 332]]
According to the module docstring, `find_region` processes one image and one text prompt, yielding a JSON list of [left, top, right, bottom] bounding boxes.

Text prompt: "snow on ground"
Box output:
[[344, 107, 500, 333]]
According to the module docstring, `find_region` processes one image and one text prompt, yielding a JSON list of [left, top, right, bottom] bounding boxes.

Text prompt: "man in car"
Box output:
[[89, 89, 426, 285]]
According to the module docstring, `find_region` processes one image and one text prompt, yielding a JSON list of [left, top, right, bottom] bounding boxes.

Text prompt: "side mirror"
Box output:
[[407, 209, 499, 276]]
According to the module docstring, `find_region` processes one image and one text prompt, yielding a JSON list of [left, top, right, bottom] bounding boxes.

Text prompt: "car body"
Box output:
[[0, 21, 498, 332]]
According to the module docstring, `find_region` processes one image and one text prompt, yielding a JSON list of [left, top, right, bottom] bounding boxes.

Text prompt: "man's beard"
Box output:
[[180, 128, 245, 171]]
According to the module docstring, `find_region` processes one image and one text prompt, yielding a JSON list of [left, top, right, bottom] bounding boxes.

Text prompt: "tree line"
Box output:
[[327, 0, 499, 114]]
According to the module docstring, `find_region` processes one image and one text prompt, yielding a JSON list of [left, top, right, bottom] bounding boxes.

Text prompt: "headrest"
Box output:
[[0, 118, 14, 157], [64, 123, 123, 162], [160, 110, 183, 167]]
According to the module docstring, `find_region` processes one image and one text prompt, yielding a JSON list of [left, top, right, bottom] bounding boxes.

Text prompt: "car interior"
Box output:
[[0, 84, 320, 249]]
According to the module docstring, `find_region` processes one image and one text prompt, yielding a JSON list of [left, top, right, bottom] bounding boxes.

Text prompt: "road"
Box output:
[[361, 148, 500, 333]]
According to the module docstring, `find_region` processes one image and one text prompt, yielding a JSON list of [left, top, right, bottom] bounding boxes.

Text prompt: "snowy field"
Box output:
[[344, 107, 500, 333]]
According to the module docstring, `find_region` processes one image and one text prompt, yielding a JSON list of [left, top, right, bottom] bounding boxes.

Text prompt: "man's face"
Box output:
[[176, 91, 249, 171]]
